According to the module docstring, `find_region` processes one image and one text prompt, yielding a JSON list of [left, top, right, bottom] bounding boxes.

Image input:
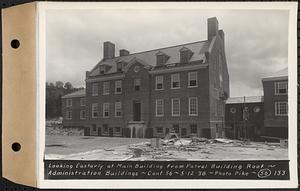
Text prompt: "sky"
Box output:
[[46, 7, 289, 97]]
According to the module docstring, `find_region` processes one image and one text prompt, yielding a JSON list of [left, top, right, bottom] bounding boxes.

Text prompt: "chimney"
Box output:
[[120, 49, 130, 56], [207, 17, 219, 41], [103, 41, 115, 59]]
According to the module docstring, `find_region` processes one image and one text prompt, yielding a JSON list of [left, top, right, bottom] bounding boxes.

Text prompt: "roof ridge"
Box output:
[[106, 39, 208, 60]]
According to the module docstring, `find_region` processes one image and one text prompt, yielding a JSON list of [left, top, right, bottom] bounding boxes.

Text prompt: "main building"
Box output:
[[62, 17, 230, 138]]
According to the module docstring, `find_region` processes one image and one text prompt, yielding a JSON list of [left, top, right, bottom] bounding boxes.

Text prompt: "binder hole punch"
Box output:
[[10, 39, 20, 49], [12, 142, 21, 152]]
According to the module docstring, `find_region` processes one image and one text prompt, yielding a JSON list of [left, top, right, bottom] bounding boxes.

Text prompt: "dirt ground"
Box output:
[[45, 135, 288, 161]]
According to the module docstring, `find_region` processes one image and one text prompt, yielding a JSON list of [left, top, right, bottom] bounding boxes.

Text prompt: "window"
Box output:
[[275, 101, 288, 116], [155, 75, 164, 90], [66, 99, 72, 107], [117, 62, 123, 72], [156, 127, 163, 134], [92, 125, 97, 132], [115, 80, 122, 94], [156, 99, 164, 117], [80, 98, 86, 106], [134, 79, 141, 91], [180, 51, 190, 63], [275, 82, 288, 95], [172, 98, 180, 116], [103, 82, 110, 95], [66, 111, 72, 120], [92, 83, 98, 96], [171, 73, 180, 89], [157, 55, 165, 66], [190, 124, 197, 134], [92, 103, 98, 118], [189, 97, 198, 116], [173, 124, 179, 134], [100, 65, 105, 74], [103, 124, 108, 134], [80, 110, 86, 119], [103, 103, 109, 118], [188, 71, 197, 87], [115, 102, 122, 117], [230, 107, 236, 114], [115, 127, 121, 133]]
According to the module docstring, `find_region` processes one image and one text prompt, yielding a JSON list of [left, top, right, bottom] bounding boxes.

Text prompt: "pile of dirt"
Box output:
[[46, 118, 84, 136]]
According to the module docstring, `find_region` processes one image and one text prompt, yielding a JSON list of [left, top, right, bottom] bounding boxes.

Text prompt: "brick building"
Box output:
[[261, 68, 288, 139], [62, 17, 230, 138]]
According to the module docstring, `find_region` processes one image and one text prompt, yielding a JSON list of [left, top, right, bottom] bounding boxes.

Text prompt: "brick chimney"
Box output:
[[120, 49, 130, 56], [103, 41, 115, 59], [207, 17, 219, 41]]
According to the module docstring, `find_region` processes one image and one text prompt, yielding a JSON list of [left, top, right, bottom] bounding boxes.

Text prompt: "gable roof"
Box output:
[[89, 40, 210, 77], [62, 89, 86, 99], [226, 96, 264, 104], [262, 67, 288, 79]]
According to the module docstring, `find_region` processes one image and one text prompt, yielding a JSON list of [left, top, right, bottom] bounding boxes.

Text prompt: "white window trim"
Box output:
[[171, 98, 180, 116], [66, 99, 72, 107], [171, 73, 180, 89], [189, 97, 198, 116], [92, 83, 98, 96], [156, 99, 164, 117], [92, 103, 98, 118], [80, 98, 86, 106], [66, 111, 72, 120], [115, 102, 122, 118], [103, 82, 110, 95], [103, 103, 110, 118], [275, 101, 288, 116], [155, 75, 164, 90], [115, 80, 122, 94], [274, 81, 288, 95], [80, 110, 86, 120], [188, 71, 198, 88]]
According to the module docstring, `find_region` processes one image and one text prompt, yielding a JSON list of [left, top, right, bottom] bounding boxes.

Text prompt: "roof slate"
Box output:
[[226, 96, 264, 104], [89, 40, 210, 77], [262, 67, 288, 79], [62, 89, 86, 98]]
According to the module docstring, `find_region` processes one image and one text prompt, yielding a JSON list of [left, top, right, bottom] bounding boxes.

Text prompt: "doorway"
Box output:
[[133, 101, 141, 121]]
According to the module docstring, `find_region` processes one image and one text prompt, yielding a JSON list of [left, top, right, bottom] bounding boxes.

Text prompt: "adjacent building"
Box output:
[[62, 17, 230, 139]]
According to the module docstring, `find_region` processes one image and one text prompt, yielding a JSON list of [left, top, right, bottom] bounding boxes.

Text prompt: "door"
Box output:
[[133, 101, 141, 121]]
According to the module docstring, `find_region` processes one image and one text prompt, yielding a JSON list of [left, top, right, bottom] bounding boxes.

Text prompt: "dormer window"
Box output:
[[179, 47, 193, 64], [156, 51, 169, 66], [117, 61, 123, 72], [100, 65, 105, 74]]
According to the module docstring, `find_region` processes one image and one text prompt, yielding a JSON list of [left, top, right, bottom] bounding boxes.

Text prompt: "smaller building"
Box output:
[[225, 96, 264, 141], [61, 89, 89, 135]]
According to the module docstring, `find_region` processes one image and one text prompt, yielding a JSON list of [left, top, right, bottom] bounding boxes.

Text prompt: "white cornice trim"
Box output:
[[86, 74, 125, 83], [262, 76, 288, 82], [149, 64, 208, 74]]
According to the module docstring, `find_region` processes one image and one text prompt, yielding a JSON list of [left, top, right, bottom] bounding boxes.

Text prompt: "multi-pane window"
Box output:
[[66, 111, 72, 120], [173, 124, 179, 134], [156, 127, 163, 134], [188, 71, 197, 87], [115, 80, 122, 94], [66, 99, 72, 107], [115, 102, 122, 117], [115, 127, 121, 133], [275, 82, 288, 95], [134, 79, 141, 91], [92, 83, 98, 96], [117, 62, 123, 72], [156, 99, 164, 117], [190, 124, 197, 134], [171, 73, 180, 89], [100, 65, 105, 74], [80, 98, 86, 106], [275, 101, 288, 116], [103, 124, 108, 134], [180, 51, 190, 63], [80, 110, 86, 119], [103, 103, 109, 118], [172, 98, 180, 116], [92, 103, 98, 118], [103, 82, 110, 95], [189, 97, 198, 116], [155, 75, 164, 90]]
